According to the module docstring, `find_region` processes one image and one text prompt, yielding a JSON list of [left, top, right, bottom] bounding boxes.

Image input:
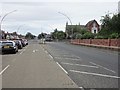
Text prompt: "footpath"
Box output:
[[76, 43, 120, 51], [2, 43, 79, 88]]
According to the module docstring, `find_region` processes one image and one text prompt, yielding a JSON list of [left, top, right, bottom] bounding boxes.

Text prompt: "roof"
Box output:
[[86, 19, 99, 27]]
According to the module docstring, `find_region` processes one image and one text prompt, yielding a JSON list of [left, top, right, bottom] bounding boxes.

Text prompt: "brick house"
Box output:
[[85, 19, 100, 34]]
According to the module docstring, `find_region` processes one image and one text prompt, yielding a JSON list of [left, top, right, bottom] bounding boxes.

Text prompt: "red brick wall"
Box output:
[[71, 39, 120, 47]]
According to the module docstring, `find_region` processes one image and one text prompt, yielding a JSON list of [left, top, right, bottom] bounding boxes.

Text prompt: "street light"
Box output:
[[0, 10, 17, 31], [17, 24, 26, 34], [58, 12, 73, 39]]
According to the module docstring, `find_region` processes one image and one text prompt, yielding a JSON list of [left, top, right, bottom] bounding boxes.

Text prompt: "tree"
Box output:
[[25, 32, 35, 39], [51, 29, 66, 40], [99, 13, 120, 38], [38, 33, 46, 39], [57, 31, 66, 40]]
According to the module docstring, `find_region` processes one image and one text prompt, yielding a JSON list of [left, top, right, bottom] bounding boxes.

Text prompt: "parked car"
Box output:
[[14, 40, 23, 49], [19, 39, 26, 47], [0, 40, 18, 54], [23, 39, 28, 46], [0, 41, 2, 54]]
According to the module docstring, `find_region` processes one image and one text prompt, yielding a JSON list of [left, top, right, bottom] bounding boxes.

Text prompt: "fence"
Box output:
[[71, 39, 120, 47]]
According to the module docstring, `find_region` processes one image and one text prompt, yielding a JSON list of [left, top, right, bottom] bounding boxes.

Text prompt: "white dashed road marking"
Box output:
[[49, 54, 53, 59], [61, 62, 98, 68], [90, 62, 116, 73], [54, 57, 81, 61], [70, 70, 120, 79], [0, 65, 10, 75]]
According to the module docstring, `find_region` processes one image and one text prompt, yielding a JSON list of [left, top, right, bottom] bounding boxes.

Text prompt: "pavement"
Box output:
[[1, 42, 78, 88]]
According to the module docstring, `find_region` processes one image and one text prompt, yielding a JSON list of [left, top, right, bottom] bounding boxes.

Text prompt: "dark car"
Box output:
[[0, 40, 18, 54]]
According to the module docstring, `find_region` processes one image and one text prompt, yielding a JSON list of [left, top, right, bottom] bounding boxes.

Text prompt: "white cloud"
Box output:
[[1, 2, 118, 35], [1, 0, 120, 2]]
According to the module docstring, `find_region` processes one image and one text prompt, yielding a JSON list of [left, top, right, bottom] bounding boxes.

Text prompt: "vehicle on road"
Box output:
[[0, 40, 18, 54]]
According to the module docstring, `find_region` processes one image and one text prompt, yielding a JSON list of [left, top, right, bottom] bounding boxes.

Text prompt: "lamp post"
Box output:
[[17, 24, 26, 34], [0, 10, 17, 31], [58, 12, 73, 39]]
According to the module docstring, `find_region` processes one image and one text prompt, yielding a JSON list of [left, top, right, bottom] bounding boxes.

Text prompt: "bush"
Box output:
[[82, 32, 94, 39], [109, 33, 119, 39], [75, 34, 82, 39], [94, 35, 104, 39]]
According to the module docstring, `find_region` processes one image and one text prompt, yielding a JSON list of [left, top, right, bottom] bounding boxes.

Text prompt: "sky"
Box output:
[[0, 0, 119, 36]]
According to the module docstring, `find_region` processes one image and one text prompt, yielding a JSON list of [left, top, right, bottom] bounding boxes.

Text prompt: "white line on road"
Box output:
[[90, 62, 116, 73], [33, 50, 36, 53], [20, 49, 26, 55], [20, 51, 23, 55], [70, 70, 120, 79], [61, 62, 98, 68], [45, 50, 48, 54], [56, 62, 68, 74], [79, 87, 85, 90], [49, 54, 53, 59], [0, 65, 10, 75], [54, 57, 81, 61]]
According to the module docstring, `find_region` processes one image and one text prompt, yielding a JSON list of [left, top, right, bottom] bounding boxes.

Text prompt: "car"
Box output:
[[0, 41, 2, 54], [24, 39, 28, 45], [14, 40, 23, 49], [0, 40, 18, 54]]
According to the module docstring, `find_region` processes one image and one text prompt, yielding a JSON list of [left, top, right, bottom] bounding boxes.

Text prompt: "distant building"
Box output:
[[85, 19, 100, 34], [65, 22, 86, 38], [65, 19, 100, 38]]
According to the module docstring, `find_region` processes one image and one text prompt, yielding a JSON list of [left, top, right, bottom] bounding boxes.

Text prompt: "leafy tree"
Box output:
[[25, 32, 35, 39], [38, 33, 46, 39], [57, 31, 65, 40], [99, 13, 120, 38], [51, 29, 66, 40]]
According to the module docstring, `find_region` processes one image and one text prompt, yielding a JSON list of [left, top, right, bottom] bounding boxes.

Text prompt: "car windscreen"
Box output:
[[2, 42, 13, 46]]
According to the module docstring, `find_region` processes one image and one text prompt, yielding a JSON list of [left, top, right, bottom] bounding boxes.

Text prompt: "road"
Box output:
[[42, 41, 119, 89], [1, 40, 119, 89], [1, 40, 78, 89]]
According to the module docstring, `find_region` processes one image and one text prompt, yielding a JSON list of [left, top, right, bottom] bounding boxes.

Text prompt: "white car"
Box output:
[[0, 40, 18, 54]]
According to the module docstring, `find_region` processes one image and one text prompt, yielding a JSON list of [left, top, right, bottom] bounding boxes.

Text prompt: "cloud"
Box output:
[[1, 2, 118, 35]]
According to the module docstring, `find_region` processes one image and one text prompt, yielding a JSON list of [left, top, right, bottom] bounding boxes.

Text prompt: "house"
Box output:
[[65, 20, 100, 38], [85, 19, 100, 34], [0, 30, 6, 39], [6, 32, 19, 39]]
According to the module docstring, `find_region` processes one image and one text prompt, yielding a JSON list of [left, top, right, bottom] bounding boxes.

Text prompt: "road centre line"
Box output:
[[61, 62, 98, 68], [90, 62, 116, 73], [56, 62, 68, 74], [0, 65, 10, 75], [70, 70, 120, 79]]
